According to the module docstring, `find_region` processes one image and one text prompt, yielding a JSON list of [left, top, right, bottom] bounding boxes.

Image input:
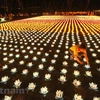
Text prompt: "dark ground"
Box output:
[[0, 16, 100, 100]]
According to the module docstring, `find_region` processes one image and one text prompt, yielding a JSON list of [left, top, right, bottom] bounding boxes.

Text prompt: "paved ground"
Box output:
[[0, 16, 100, 100]]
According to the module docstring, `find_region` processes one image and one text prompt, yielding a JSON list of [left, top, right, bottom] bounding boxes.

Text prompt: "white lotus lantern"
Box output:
[[92, 53, 97, 57], [64, 55, 69, 59], [27, 62, 33, 67], [73, 70, 80, 77], [3, 52, 7, 56], [85, 71, 92, 77], [33, 72, 39, 78], [93, 97, 100, 100], [48, 66, 54, 72], [24, 55, 29, 59], [1, 76, 10, 83], [73, 62, 78, 67], [38, 64, 44, 70], [28, 82, 36, 91], [89, 82, 98, 91], [9, 59, 15, 64], [22, 50, 26, 53], [62, 61, 68, 66], [95, 59, 100, 64], [73, 79, 81, 87], [54, 54, 58, 58], [74, 94, 83, 100], [11, 68, 17, 74], [33, 56, 37, 61], [40, 86, 48, 96], [61, 69, 67, 75], [15, 54, 20, 58], [22, 69, 28, 75], [51, 59, 56, 64], [59, 75, 67, 84], [2, 65, 8, 70], [56, 49, 60, 53], [41, 58, 46, 62], [55, 90, 63, 99], [37, 51, 41, 55], [29, 50, 34, 54], [45, 74, 51, 80], [4, 95, 12, 100], [97, 68, 100, 71], [3, 57, 8, 61], [84, 65, 90, 69], [14, 79, 22, 88], [19, 60, 24, 65], [15, 49, 19, 52], [45, 53, 49, 57]]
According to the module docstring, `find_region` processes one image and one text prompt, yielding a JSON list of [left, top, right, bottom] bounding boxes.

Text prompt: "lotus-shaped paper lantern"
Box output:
[[9, 59, 15, 64], [61, 69, 67, 75], [24, 55, 29, 59], [14, 79, 22, 88], [95, 59, 100, 64], [28, 82, 36, 91], [11, 68, 17, 74], [85, 71, 92, 77], [62, 61, 68, 66], [38, 64, 44, 70], [64, 55, 69, 59], [54, 54, 58, 58], [29, 50, 33, 54], [22, 69, 28, 75], [73, 62, 78, 67], [45, 74, 51, 80], [48, 66, 54, 72], [97, 68, 100, 72], [59, 75, 67, 84], [2, 65, 8, 70], [4, 95, 12, 100], [3, 57, 8, 61], [65, 51, 68, 54], [33, 72, 39, 78], [84, 65, 90, 69], [73, 94, 83, 100], [37, 51, 41, 55], [56, 49, 60, 53], [73, 70, 80, 77], [45, 53, 49, 57], [40, 86, 48, 96], [27, 62, 33, 67], [32, 56, 38, 61], [93, 97, 100, 100], [92, 53, 97, 57], [73, 79, 81, 87], [1, 76, 10, 83], [55, 90, 63, 99], [19, 60, 24, 65], [22, 50, 26, 53], [15, 54, 20, 58], [89, 82, 98, 91], [51, 59, 56, 64], [41, 58, 46, 62], [9, 53, 13, 57]]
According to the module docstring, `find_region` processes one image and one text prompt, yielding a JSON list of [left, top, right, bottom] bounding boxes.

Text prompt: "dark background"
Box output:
[[0, 0, 100, 15]]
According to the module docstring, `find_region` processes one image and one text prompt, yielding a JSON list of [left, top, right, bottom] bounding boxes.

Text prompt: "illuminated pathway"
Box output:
[[0, 16, 100, 100]]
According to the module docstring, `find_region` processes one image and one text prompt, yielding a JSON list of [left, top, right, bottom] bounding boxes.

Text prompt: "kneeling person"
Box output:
[[69, 43, 89, 65]]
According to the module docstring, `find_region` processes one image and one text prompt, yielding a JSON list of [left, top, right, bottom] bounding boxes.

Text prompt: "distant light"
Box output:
[[0, 18, 6, 22]]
